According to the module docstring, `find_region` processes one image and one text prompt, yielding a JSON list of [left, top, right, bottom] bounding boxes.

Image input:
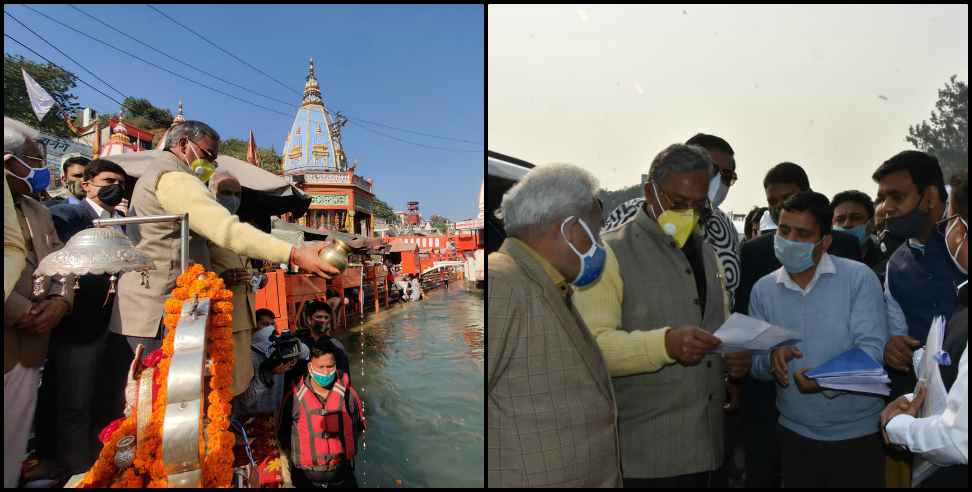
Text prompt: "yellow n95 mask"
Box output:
[[185, 140, 217, 183], [650, 181, 699, 248]]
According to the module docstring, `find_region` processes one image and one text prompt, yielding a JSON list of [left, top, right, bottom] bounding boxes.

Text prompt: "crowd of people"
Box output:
[[3, 116, 366, 488], [487, 133, 967, 488]]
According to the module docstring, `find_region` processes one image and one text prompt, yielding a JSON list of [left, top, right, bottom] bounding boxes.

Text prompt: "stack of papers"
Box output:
[[805, 347, 890, 395], [712, 313, 801, 353]]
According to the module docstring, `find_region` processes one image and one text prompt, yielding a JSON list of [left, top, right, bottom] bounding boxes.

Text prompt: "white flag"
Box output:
[[22, 68, 56, 122]]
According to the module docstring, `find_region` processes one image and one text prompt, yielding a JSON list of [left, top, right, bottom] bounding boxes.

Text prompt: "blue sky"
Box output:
[[5, 4, 484, 221]]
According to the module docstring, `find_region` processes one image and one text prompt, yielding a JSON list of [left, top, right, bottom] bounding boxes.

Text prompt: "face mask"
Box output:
[[6, 154, 51, 193], [833, 223, 868, 246], [96, 183, 125, 206], [707, 173, 729, 208], [945, 217, 968, 274], [885, 193, 930, 240], [650, 181, 699, 248], [560, 216, 607, 287], [184, 140, 216, 183], [216, 194, 240, 214], [774, 234, 821, 274], [310, 367, 336, 388], [66, 180, 86, 199]]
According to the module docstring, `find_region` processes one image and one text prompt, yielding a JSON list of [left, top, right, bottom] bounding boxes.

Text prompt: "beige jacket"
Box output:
[[109, 152, 293, 337], [487, 239, 622, 488], [4, 195, 75, 373]]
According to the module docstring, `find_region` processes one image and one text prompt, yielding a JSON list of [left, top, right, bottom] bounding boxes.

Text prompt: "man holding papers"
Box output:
[[881, 171, 968, 488], [748, 192, 890, 487]]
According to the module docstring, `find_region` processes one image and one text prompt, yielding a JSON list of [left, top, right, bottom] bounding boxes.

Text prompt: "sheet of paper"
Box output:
[[817, 381, 891, 396], [712, 313, 801, 353], [813, 374, 890, 385], [912, 316, 949, 486]]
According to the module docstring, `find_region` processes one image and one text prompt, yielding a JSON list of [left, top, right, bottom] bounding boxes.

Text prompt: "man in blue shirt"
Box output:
[[749, 191, 889, 487], [873, 151, 967, 398]]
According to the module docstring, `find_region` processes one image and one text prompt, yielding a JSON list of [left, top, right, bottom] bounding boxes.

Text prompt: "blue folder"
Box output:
[[806, 347, 884, 378]]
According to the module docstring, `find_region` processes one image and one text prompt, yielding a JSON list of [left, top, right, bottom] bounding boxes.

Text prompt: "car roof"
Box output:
[[488, 150, 534, 182]]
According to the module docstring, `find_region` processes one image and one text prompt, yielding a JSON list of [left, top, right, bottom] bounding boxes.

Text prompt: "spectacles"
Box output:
[[655, 181, 712, 219], [187, 139, 218, 163]]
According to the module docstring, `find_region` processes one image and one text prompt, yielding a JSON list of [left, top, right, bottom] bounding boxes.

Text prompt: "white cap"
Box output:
[[758, 210, 777, 232]]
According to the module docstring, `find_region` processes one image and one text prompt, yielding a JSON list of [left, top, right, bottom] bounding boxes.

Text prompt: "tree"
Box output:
[[218, 138, 283, 175], [97, 96, 173, 132], [371, 197, 398, 224], [906, 75, 968, 183], [3, 53, 81, 137], [429, 214, 451, 233]]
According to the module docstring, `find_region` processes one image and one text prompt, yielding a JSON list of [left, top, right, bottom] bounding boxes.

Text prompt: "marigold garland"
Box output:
[[76, 264, 238, 488]]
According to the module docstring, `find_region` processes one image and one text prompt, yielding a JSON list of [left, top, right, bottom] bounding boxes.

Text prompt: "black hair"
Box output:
[[763, 162, 810, 191], [306, 300, 332, 317], [952, 171, 968, 221], [685, 133, 734, 156], [782, 191, 833, 237], [832, 190, 875, 220], [744, 206, 767, 237], [83, 158, 127, 182], [871, 150, 948, 204], [62, 157, 89, 176], [255, 308, 275, 320], [309, 336, 339, 360]]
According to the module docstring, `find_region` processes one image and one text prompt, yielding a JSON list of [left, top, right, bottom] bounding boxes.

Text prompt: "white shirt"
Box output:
[[85, 197, 116, 219], [774, 252, 836, 296], [886, 343, 969, 466]]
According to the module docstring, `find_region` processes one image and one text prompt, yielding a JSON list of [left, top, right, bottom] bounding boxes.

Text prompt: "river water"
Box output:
[[338, 285, 484, 487]]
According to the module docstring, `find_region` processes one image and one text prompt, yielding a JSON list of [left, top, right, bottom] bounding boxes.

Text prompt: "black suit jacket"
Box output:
[[47, 200, 117, 344], [734, 229, 863, 315]]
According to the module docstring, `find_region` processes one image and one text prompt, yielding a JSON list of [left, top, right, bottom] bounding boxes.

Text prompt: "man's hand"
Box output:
[[16, 298, 71, 335], [793, 368, 822, 394], [291, 242, 341, 279], [115, 197, 129, 216], [770, 346, 803, 387], [884, 335, 922, 372], [881, 384, 925, 444], [724, 351, 752, 380], [664, 325, 721, 366], [272, 359, 297, 375]]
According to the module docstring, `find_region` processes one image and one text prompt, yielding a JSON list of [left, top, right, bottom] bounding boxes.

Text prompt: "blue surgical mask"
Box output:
[[833, 224, 868, 246], [560, 216, 607, 287], [774, 234, 821, 274], [6, 154, 51, 193], [310, 367, 336, 387]]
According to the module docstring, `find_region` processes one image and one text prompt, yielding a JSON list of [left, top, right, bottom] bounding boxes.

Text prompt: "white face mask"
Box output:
[[707, 173, 729, 208], [945, 216, 968, 275]]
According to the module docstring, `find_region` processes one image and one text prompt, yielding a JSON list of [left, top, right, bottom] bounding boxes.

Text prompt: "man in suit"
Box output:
[[3, 117, 75, 488], [488, 163, 621, 487], [735, 161, 863, 488], [32, 159, 129, 479]]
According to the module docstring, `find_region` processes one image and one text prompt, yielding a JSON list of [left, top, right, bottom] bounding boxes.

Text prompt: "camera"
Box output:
[[268, 330, 302, 363]]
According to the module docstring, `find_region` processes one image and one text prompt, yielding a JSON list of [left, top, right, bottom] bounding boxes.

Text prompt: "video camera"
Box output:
[[268, 330, 303, 364]]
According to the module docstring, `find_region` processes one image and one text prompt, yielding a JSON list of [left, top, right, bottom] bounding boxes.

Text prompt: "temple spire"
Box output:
[[172, 100, 185, 126], [302, 57, 322, 106]]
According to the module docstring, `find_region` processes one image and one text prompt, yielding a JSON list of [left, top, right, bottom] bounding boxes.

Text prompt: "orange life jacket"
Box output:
[[291, 372, 359, 471]]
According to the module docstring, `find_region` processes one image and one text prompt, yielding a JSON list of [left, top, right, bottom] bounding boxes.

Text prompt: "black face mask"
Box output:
[[885, 192, 930, 241], [97, 183, 125, 206]]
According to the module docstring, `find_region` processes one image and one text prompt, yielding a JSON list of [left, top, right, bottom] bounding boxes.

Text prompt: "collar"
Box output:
[[506, 237, 571, 300], [775, 252, 836, 295], [85, 197, 113, 218]]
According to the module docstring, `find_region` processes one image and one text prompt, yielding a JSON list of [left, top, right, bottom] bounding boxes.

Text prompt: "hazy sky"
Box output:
[[489, 4, 969, 217]]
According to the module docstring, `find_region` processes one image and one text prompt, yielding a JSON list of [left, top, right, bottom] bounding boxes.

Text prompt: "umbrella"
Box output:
[[101, 150, 311, 233]]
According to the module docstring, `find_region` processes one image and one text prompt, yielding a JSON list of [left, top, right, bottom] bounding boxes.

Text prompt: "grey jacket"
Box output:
[[606, 206, 728, 479]]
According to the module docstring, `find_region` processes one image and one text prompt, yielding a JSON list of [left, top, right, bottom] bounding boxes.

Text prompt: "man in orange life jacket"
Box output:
[[281, 337, 365, 488]]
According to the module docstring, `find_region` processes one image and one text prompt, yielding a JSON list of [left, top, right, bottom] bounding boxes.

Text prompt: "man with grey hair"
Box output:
[[573, 143, 735, 487], [487, 163, 621, 487], [4, 116, 75, 487], [104, 119, 341, 427]]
